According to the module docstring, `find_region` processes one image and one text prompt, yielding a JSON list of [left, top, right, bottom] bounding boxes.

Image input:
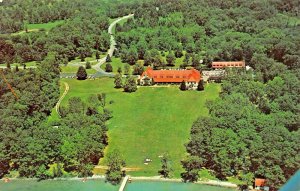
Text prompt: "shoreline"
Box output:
[[1, 175, 106, 181], [1, 175, 237, 188], [130, 176, 237, 188]]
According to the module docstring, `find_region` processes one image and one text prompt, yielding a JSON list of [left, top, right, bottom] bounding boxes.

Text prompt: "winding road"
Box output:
[[92, 14, 134, 76], [61, 14, 134, 78]]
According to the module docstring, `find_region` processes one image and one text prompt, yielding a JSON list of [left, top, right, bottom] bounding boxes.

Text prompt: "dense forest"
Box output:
[[0, 54, 111, 178], [0, 0, 110, 65]]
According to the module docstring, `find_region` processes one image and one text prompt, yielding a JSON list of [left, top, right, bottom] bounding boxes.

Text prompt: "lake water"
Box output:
[[0, 179, 118, 191], [125, 181, 235, 191], [0, 179, 235, 191]]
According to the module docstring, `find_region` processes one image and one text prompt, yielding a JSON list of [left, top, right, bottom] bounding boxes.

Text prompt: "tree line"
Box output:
[[0, 53, 60, 178]]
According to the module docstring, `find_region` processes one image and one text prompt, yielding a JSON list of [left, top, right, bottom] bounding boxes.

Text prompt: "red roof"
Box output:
[[140, 67, 201, 83], [212, 61, 245, 68], [255, 178, 267, 187]]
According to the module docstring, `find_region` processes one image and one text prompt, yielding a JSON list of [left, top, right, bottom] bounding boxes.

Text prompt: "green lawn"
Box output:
[[0, 61, 38, 68], [101, 57, 134, 74], [12, 20, 64, 35], [60, 65, 97, 74], [27, 20, 64, 31], [69, 53, 106, 65], [56, 78, 220, 177]]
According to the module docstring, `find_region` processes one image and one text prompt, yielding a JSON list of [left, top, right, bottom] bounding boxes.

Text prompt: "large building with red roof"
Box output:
[[139, 67, 201, 89]]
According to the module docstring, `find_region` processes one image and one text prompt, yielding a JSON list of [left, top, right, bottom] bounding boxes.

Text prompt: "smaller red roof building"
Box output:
[[212, 61, 245, 69], [140, 67, 201, 83], [255, 178, 267, 187]]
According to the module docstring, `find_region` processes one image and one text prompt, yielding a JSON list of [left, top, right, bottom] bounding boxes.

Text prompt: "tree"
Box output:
[[137, 40, 147, 59], [124, 76, 137, 93], [143, 51, 151, 66], [240, 172, 254, 188], [68, 97, 86, 114], [0, 143, 9, 178], [181, 156, 203, 182], [158, 153, 173, 178], [117, 67, 122, 74], [79, 47, 86, 62], [192, 54, 201, 68], [266, 76, 285, 101], [114, 74, 123, 88], [186, 42, 195, 53], [250, 53, 287, 83], [179, 80, 186, 91], [132, 64, 144, 75], [76, 66, 87, 80], [197, 80, 204, 91], [175, 44, 183, 58], [0, 40, 15, 64], [96, 51, 100, 60], [166, 51, 176, 66], [97, 93, 106, 110], [106, 149, 126, 185], [124, 64, 130, 75], [183, 53, 190, 65], [86, 61, 91, 69], [106, 54, 112, 62], [105, 63, 113, 72], [128, 48, 138, 65]]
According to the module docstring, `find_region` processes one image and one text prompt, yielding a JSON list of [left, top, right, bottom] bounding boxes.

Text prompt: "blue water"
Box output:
[[125, 181, 235, 191], [0, 179, 118, 191], [0, 179, 235, 191]]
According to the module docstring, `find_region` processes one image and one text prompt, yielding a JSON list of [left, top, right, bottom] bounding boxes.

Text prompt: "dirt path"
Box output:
[[94, 165, 141, 172], [55, 82, 69, 117]]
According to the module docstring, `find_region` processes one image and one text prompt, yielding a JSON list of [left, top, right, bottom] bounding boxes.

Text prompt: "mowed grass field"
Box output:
[[57, 78, 221, 177], [60, 65, 97, 74], [27, 20, 64, 31], [13, 20, 64, 35]]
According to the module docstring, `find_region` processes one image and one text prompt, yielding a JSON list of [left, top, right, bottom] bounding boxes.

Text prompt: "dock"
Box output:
[[118, 175, 129, 191]]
